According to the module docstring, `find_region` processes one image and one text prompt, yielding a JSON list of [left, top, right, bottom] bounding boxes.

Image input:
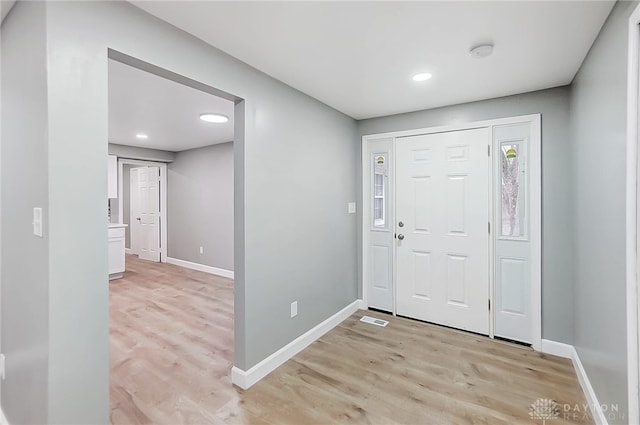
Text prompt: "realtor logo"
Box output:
[[529, 398, 560, 423]]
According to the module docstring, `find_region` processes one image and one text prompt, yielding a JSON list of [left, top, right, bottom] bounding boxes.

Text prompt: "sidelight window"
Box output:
[[373, 154, 387, 228], [500, 142, 526, 238]]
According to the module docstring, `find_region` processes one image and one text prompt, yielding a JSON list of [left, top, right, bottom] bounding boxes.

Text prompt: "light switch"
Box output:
[[348, 202, 356, 214], [33, 207, 43, 238]]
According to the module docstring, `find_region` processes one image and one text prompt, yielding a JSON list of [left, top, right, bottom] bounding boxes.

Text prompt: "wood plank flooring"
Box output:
[[110, 255, 234, 425], [110, 255, 592, 425]]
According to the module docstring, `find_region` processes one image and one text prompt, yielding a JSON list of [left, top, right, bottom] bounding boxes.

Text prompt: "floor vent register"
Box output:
[[360, 315, 389, 327]]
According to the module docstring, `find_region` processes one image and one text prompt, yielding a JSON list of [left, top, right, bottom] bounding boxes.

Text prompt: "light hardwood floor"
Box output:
[[111, 255, 592, 425]]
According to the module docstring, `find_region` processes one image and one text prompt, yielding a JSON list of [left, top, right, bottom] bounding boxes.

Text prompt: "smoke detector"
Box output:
[[470, 44, 494, 58]]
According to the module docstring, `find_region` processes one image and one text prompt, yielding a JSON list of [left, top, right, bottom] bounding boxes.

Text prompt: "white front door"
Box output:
[[136, 166, 161, 262], [395, 128, 490, 335]]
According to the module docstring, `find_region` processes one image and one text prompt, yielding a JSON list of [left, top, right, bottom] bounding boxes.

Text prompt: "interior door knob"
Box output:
[[397, 234, 405, 240]]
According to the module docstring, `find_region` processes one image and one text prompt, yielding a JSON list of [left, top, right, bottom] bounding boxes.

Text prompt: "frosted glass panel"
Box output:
[[373, 154, 387, 228], [374, 197, 384, 224], [374, 173, 384, 196], [500, 142, 525, 237]]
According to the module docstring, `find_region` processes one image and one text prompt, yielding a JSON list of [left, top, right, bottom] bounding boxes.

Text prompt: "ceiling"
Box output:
[[108, 59, 234, 152], [132, 1, 614, 120]]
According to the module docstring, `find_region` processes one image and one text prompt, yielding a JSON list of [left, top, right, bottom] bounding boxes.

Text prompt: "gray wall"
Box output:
[[168, 142, 234, 271], [1, 2, 359, 421], [51, 0, 357, 376], [0, 3, 49, 423], [47, 10, 111, 425], [108, 142, 175, 162], [358, 86, 573, 344], [570, 1, 637, 422]]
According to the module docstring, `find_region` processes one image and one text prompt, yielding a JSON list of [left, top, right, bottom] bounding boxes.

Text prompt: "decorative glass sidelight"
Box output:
[[500, 142, 525, 238], [373, 154, 387, 228]]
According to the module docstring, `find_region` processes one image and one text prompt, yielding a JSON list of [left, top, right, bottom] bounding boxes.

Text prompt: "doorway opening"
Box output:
[[107, 49, 239, 423], [361, 115, 542, 350]]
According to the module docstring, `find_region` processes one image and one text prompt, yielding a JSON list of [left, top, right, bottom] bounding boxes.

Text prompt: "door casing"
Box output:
[[361, 114, 542, 351], [625, 5, 640, 423]]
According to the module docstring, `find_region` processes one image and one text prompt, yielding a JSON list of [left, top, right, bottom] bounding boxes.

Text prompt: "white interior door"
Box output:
[[136, 166, 161, 262], [494, 123, 532, 343], [130, 167, 141, 255], [395, 128, 490, 335]]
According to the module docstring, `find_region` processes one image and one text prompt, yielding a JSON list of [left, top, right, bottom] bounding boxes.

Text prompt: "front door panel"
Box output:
[[396, 128, 490, 334]]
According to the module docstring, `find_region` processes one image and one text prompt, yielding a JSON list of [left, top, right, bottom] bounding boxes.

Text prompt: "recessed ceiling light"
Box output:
[[412, 72, 433, 82], [136, 133, 148, 140], [199, 113, 229, 124]]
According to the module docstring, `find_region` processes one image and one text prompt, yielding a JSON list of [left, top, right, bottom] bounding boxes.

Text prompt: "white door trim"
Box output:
[[626, 4, 640, 424], [117, 158, 168, 263], [361, 113, 542, 351]]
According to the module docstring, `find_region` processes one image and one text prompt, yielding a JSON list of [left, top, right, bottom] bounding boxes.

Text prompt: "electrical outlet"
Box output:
[[33, 207, 43, 237], [348, 202, 356, 214], [290, 301, 298, 318], [1, 353, 6, 380], [199, 246, 204, 254]]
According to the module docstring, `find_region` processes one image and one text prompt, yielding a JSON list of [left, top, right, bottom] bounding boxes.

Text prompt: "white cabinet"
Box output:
[[108, 225, 126, 280], [108, 155, 118, 199]]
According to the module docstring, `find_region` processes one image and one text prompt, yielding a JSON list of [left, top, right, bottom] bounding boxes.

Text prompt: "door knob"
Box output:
[[397, 234, 405, 240], [136, 217, 141, 221], [398, 221, 404, 227]]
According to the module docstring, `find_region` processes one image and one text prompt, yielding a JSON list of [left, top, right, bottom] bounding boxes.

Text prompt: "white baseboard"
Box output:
[[165, 257, 234, 279], [1, 407, 9, 425], [541, 339, 574, 359], [539, 340, 608, 424], [571, 346, 608, 425], [357, 299, 367, 310], [124, 248, 133, 255], [232, 299, 364, 389]]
